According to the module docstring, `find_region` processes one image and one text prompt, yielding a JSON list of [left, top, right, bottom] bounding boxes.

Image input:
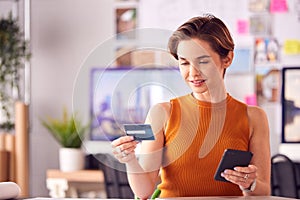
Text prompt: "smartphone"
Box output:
[[123, 124, 155, 141], [214, 149, 253, 182]]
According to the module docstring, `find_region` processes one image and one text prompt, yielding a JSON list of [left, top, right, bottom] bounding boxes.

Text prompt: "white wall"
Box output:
[[30, 0, 113, 196]]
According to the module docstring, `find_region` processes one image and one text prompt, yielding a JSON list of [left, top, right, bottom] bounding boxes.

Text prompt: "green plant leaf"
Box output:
[[41, 108, 89, 148], [0, 12, 31, 132]]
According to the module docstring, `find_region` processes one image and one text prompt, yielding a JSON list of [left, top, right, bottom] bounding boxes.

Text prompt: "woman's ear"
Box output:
[[223, 51, 234, 68]]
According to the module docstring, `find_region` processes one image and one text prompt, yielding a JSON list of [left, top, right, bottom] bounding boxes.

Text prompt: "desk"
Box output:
[[46, 169, 104, 198], [158, 196, 297, 200], [26, 196, 298, 200]]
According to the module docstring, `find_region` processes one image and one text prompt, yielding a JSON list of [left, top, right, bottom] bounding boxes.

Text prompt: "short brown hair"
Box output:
[[168, 14, 234, 60]]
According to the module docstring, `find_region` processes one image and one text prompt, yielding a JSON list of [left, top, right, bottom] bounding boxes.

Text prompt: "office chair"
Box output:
[[271, 154, 300, 198], [94, 153, 134, 199]]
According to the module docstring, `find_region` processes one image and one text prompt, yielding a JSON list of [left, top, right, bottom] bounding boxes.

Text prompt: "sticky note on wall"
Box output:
[[237, 19, 249, 35], [283, 40, 300, 54], [270, 0, 288, 13]]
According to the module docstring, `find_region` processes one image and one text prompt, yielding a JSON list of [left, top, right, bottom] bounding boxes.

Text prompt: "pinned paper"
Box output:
[[245, 94, 257, 106], [283, 40, 300, 54], [270, 0, 288, 13], [237, 19, 249, 35]]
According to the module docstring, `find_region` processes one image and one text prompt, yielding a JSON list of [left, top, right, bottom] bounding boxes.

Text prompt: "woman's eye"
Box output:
[[199, 60, 209, 64]]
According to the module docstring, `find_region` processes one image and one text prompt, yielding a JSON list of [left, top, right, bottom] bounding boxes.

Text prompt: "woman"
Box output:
[[111, 14, 271, 199]]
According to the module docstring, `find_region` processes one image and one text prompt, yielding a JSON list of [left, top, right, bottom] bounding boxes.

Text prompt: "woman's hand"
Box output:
[[221, 164, 257, 190], [111, 135, 139, 163]]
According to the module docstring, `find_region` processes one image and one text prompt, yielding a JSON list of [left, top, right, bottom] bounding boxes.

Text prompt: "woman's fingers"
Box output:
[[234, 164, 257, 174], [111, 135, 139, 163], [111, 135, 135, 147], [221, 165, 257, 188]]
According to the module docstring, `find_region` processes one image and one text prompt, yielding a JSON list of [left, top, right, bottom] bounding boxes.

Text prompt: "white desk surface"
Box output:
[[157, 196, 297, 200], [25, 196, 297, 200]]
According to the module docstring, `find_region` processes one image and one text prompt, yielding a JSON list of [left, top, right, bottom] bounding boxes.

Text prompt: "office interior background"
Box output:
[[1, 0, 300, 197]]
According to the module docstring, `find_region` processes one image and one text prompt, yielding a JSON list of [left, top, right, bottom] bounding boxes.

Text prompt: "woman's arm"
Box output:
[[220, 106, 271, 196], [245, 106, 271, 196], [112, 103, 170, 199]]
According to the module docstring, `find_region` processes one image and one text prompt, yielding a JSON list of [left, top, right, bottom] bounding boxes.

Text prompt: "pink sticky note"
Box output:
[[245, 94, 257, 106], [237, 19, 248, 35], [270, 0, 288, 13]]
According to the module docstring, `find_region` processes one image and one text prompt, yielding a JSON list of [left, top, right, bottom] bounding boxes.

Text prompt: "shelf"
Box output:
[[46, 169, 105, 198], [47, 169, 104, 183], [114, 0, 138, 9], [255, 62, 282, 68]]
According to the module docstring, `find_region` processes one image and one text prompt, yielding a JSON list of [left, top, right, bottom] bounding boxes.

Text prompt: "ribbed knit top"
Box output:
[[157, 93, 250, 197]]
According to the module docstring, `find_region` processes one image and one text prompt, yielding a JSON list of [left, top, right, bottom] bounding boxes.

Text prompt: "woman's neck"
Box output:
[[192, 89, 227, 103]]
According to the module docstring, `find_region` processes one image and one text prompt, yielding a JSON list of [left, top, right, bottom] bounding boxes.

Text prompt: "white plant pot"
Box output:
[[59, 148, 84, 172]]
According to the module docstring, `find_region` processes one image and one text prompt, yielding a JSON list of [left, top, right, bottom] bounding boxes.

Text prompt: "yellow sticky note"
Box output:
[[283, 40, 300, 54]]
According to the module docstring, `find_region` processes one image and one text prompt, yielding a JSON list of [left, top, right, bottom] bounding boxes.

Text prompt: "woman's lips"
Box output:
[[190, 79, 206, 86]]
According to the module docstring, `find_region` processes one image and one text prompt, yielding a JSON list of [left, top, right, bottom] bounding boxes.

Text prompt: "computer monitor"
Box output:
[[281, 67, 300, 143], [89, 67, 191, 141]]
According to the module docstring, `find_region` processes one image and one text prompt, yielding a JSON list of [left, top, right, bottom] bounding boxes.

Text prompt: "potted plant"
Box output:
[[0, 12, 31, 132], [41, 108, 89, 172]]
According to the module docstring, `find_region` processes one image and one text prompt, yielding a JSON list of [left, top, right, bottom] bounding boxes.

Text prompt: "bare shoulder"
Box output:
[[247, 105, 269, 137], [145, 102, 171, 128], [148, 102, 171, 117], [247, 105, 267, 119], [157, 102, 171, 112]]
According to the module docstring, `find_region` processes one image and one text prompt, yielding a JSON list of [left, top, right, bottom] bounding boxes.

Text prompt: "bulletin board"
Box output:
[[138, 0, 300, 44], [138, 0, 250, 38]]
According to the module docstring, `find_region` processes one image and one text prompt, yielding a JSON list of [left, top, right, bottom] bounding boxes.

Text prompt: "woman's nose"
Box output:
[[189, 64, 200, 76]]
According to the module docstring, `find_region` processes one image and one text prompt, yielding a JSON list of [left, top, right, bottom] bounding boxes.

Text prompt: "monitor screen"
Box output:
[[282, 67, 300, 143], [90, 67, 191, 141]]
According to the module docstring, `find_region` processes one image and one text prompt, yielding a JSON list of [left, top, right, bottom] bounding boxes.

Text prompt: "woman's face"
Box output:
[[176, 38, 229, 98]]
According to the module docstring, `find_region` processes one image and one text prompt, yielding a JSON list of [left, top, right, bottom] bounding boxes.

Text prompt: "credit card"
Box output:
[[123, 124, 155, 140]]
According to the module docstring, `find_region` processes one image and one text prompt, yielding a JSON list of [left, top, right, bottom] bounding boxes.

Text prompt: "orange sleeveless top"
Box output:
[[157, 94, 250, 197]]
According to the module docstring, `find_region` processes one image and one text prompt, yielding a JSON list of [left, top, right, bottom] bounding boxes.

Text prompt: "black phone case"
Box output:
[[214, 149, 253, 182]]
